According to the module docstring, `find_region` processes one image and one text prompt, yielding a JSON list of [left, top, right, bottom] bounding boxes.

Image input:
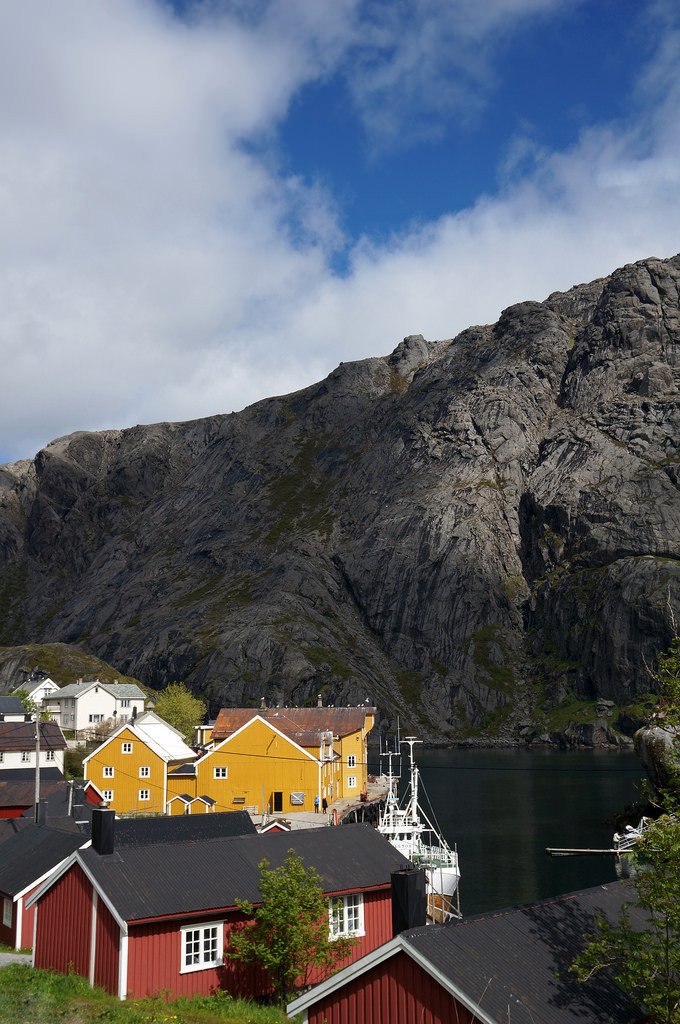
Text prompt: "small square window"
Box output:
[[347, 775, 357, 788], [121, 699, 130, 708], [103, 790, 114, 802], [139, 789, 150, 801], [103, 766, 114, 778], [181, 922, 223, 973], [122, 742, 133, 753], [0, 753, 4, 763], [213, 766, 228, 779], [21, 751, 31, 763], [329, 893, 364, 940], [46, 750, 55, 762], [139, 766, 150, 778]]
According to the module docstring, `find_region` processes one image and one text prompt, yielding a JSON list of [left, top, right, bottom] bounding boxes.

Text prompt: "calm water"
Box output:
[[373, 747, 644, 917]]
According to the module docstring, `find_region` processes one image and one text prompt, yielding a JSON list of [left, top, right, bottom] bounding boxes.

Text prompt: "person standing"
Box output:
[[314, 794, 319, 813], [322, 796, 328, 814]]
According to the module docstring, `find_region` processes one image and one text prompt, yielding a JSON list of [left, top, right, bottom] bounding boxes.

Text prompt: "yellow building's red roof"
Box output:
[[212, 706, 375, 746]]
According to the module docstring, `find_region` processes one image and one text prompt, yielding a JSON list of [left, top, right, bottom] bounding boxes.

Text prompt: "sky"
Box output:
[[1, 0, 679, 463]]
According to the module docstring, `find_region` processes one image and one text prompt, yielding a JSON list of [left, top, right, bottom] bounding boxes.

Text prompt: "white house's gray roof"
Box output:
[[52, 680, 145, 700]]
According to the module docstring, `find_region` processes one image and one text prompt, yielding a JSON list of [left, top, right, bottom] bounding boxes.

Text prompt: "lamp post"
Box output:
[[33, 714, 40, 824]]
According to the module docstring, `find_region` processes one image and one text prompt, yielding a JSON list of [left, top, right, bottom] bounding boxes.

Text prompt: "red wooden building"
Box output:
[[287, 882, 649, 1024], [0, 823, 85, 950], [29, 811, 412, 1001]]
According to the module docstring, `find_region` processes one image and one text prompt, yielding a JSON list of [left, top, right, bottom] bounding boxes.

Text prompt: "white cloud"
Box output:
[[0, 1, 679, 462]]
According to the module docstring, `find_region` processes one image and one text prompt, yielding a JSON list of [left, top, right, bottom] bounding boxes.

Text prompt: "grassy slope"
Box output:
[[0, 964, 291, 1024]]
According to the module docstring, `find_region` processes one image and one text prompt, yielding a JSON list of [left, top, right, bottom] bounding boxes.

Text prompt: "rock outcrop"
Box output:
[[0, 254, 678, 740]]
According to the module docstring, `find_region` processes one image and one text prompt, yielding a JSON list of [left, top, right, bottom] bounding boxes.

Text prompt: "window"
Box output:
[[121, 699, 130, 708], [103, 790, 114, 802], [180, 922, 223, 973], [122, 742, 133, 753], [3, 898, 11, 928], [347, 776, 357, 789], [139, 766, 150, 778], [0, 753, 4, 763], [88, 714, 104, 723], [329, 894, 364, 939], [103, 766, 114, 778], [347, 754, 356, 768], [21, 751, 31, 763], [213, 766, 228, 779], [138, 789, 150, 801], [45, 750, 55, 762]]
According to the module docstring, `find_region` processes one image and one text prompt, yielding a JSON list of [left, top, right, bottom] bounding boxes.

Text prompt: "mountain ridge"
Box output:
[[1, 254, 678, 741]]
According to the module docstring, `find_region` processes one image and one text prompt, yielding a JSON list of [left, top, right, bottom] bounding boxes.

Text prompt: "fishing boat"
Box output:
[[377, 736, 461, 922]]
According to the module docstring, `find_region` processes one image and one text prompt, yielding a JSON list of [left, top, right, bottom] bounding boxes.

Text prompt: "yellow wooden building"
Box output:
[[165, 704, 376, 815], [83, 711, 197, 816]]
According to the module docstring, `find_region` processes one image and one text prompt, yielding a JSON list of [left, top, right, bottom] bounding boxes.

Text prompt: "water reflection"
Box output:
[[375, 747, 644, 916]]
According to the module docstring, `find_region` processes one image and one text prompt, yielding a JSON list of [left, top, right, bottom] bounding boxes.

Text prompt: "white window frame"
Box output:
[[138, 789, 150, 802], [121, 742, 133, 754], [45, 750, 55, 762], [347, 775, 357, 789], [121, 699, 130, 708], [180, 921, 223, 973], [329, 893, 364, 940], [88, 714, 104, 724], [103, 766, 114, 778], [3, 898, 11, 927], [139, 766, 150, 778], [0, 752, 4, 763], [103, 790, 114, 802], [213, 766, 228, 779], [347, 754, 356, 768], [21, 751, 30, 763]]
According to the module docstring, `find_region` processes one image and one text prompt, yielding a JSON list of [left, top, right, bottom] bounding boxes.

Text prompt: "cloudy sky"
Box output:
[[2, 0, 679, 463]]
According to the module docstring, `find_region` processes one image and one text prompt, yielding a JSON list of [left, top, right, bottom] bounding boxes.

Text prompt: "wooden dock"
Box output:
[[545, 847, 619, 857]]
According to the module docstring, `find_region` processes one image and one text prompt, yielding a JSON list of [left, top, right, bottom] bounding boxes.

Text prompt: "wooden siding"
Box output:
[[34, 863, 92, 978], [307, 950, 476, 1024], [125, 888, 393, 1001], [85, 727, 167, 815], [18, 884, 40, 950], [93, 896, 120, 995], [195, 719, 319, 815]]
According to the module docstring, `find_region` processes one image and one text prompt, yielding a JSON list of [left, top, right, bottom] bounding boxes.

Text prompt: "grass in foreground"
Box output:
[[0, 964, 291, 1024]]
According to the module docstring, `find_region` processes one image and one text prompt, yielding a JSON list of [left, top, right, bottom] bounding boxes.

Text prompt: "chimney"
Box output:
[[132, 706, 138, 720], [260, 697, 266, 709], [317, 694, 322, 708], [36, 799, 48, 827], [92, 808, 116, 855], [391, 868, 427, 935]]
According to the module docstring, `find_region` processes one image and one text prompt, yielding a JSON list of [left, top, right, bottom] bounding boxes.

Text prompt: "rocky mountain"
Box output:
[[1, 255, 679, 742]]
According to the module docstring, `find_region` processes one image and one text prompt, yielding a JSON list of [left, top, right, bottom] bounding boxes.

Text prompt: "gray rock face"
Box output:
[[0, 255, 679, 739]]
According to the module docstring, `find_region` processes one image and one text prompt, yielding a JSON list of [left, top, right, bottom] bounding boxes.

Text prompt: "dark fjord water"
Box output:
[[378, 747, 644, 917]]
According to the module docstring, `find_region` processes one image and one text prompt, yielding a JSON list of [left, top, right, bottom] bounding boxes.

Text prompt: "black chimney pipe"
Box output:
[[91, 808, 116, 855], [36, 799, 48, 827], [391, 868, 427, 935]]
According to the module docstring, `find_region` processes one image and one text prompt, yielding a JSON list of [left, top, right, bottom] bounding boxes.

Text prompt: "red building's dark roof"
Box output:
[[77, 822, 409, 923], [0, 722, 66, 752]]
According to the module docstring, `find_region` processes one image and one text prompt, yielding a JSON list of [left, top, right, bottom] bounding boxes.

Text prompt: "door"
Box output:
[[273, 791, 283, 813]]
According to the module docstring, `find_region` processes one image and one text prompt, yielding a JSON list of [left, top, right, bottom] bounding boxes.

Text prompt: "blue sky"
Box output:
[[1, 0, 679, 462]]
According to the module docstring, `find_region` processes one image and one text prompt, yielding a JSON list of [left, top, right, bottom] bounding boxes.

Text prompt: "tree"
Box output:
[[227, 849, 356, 1002], [153, 683, 206, 744], [13, 687, 50, 720], [571, 814, 680, 1024]]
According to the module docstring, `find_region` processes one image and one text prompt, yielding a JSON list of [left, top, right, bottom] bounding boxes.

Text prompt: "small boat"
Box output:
[[377, 736, 461, 922]]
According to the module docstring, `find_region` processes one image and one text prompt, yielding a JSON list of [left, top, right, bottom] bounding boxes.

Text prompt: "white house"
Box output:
[[49, 680, 146, 737], [0, 697, 29, 723], [0, 721, 67, 773], [12, 677, 62, 722]]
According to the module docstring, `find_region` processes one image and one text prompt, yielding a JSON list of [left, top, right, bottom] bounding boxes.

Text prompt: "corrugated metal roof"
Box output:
[[0, 722, 66, 752], [403, 882, 646, 1024], [213, 707, 375, 744], [80, 823, 410, 922], [0, 825, 85, 896]]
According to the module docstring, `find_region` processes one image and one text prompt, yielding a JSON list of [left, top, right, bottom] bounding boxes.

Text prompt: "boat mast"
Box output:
[[402, 737, 422, 824]]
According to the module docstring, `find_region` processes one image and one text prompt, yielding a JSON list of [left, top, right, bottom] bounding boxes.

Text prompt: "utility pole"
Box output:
[[34, 714, 40, 824]]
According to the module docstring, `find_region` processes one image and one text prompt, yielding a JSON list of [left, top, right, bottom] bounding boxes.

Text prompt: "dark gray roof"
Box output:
[[0, 825, 85, 896], [113, 810, 255, 847], [0, 768, 66, 813], [168, 762, 196, 776], [403, 882, 646, 1024], [79, 822, 411, 922], [0, 697, 27, 716]]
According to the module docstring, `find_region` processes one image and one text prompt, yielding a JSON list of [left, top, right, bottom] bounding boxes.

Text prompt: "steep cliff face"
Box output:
[[0, 255, 678, 739]]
